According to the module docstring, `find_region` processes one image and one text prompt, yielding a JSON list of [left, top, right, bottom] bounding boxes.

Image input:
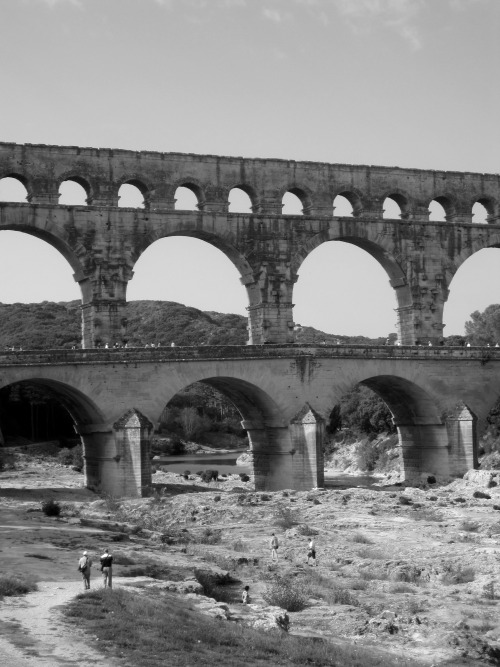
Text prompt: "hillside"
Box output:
[[0, 300, 388, 349]]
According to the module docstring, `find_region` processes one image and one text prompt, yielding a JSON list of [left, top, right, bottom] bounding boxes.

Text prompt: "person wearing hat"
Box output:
[[78, 550, 92, 590], [100, 547, 113, 589]]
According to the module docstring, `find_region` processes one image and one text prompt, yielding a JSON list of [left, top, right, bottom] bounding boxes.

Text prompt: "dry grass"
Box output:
[[64, 588, 417, 666], [0, 574, 38, 600]]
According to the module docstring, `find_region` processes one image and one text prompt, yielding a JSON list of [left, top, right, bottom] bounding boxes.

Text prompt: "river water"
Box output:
[[155, 452, 378, 489]]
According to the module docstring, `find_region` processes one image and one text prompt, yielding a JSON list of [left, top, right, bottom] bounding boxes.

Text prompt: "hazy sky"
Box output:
[[0, 0, 499, 337]]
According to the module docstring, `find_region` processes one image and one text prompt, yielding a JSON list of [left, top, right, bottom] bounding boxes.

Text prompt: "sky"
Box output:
[[0, 0, 499, 338]]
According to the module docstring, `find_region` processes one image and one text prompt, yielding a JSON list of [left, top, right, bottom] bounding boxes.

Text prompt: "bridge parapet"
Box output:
[[0, 344, 497, 366]]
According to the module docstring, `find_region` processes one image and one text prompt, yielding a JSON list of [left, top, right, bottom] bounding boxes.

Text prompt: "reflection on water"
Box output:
[[156, 451, 251, 476], [324, 473, 378, 490], [156, 452, 377, 489]]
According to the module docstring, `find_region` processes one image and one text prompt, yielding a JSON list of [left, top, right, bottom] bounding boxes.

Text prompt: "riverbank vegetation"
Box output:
[[64, 588, 417, 667]]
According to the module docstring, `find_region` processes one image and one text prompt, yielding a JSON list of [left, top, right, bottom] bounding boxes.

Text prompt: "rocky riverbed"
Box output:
[[2, 452, 500, 665]]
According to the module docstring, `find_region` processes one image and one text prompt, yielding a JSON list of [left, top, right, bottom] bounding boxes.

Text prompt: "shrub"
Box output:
[[239, 473, 250, 482], [459, 520, 480, 532], [41, 498, 61, 516], [349, 579, 368, 591], [389, 583, 414, 594], [0, 575, 38, 600], [296, 524, 319, 537], [196, 528, 222, 545], [57, 444, 83, 471], [273, 504, 299, 530], [359, 568, 389, 581], [411, 508, 444, 522], [441, 562, 475, 585], [263, 575, 308, 612], [473, 490, 491, 499], [399, 495, 413, 505], [351, 532, 372, 544], [330, 587, 359, 606], [483, 581, 496, 600], [200, 469, 218, 483]]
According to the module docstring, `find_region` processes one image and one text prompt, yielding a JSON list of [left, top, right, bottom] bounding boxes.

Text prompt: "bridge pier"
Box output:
[[397, 423, 451, 480], [78, 409, 153, 497], [445, 403, 478, 476], [244, 407, 324, 491]]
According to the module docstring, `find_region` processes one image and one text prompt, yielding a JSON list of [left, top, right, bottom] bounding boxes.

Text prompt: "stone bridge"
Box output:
[[0, 345, 497, 496], [1, 143, 499, 495], [0, 142, 499, 347]]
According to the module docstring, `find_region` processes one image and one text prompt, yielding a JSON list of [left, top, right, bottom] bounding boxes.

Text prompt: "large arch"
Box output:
[[442, 235, 500, 336], [153, 374, 301, 490], [291, 234, 407, 339], [126, 232, 255, 314]]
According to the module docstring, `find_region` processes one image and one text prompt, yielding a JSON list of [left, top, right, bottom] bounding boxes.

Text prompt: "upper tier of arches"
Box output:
[[0, 142, 498, 224]]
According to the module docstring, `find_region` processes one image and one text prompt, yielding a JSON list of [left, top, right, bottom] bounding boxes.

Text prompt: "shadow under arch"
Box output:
[[0, 377, 106, 495], [357, 374, 474, 480], [0, 377, 104, 426]]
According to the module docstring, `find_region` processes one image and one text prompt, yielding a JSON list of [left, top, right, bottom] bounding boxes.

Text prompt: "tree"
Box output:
[[465, 304, 500, 346]]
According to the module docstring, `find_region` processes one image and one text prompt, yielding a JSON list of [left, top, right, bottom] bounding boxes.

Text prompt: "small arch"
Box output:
[[429, 196, 455, 222], [174, 183, 203, 211], [58, 177, 90, 206], [382, 193, 409, 220], [472, 197, 495, 224], [282, 186, 312, 216], [333, 190, 362, 217], [228, 186, 254, 214], [0, 175, 30, 202], [118, 180, 149, 209]]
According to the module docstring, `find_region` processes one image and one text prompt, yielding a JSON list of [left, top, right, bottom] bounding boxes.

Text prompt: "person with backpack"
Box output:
[[270, 533, 279, 562], [78, 550, 92, 590], [100, 547, 113, 588], [307, 538, 317, 566]]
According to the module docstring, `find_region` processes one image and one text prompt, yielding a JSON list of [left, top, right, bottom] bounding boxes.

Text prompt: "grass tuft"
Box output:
[[0, 575, 38, 600]]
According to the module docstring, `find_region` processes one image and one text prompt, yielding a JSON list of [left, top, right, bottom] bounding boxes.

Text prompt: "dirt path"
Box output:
[[0, 580, 122, 666]]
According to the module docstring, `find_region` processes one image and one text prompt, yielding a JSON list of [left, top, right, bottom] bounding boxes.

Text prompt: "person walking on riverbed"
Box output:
[[100, 548, 113, 589], [78, 551, 92, 590], [270, 533, 279, 562]]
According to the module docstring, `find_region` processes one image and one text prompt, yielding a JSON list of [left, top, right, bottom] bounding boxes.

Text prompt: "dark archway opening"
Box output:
[[0, 381, 77, 446]]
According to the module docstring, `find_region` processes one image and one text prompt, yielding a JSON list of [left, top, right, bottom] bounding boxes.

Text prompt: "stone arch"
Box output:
[[126, 230, 256, 311], [472, 196, 498, 223], [358, 375, 450, 479], [57, 174, 92, 205], [117, 176, 152, 208], [292, 232, 409, 305], [228, 183, 258, 213], [156, 375, 292, 490], [0, 223, 87, 282], [173, 178, 205, 209], [442, 229, 500, 291], [428, 194, 457, 221], [381, 190, 412, 220], [281, 185, 314, 215], [332, 187, 363, 217], [0, 173, 32, 201]]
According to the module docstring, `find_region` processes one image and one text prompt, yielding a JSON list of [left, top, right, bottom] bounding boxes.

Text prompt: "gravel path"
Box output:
[[0, 581, 122, 666]]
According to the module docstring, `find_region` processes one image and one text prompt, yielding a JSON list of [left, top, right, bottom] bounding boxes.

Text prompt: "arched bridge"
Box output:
[[0, 345, 495, 496], [1, 142, 499, 347]]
